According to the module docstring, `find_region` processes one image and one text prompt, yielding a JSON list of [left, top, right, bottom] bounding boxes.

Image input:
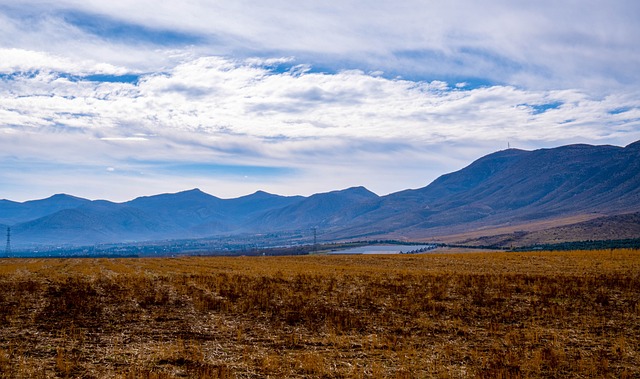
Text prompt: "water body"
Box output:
[[329, 244, 437, 255]]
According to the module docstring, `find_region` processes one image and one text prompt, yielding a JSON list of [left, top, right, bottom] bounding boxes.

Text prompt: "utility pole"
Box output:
[[312, 227, 317, 253], [5, 227, 10, 257]]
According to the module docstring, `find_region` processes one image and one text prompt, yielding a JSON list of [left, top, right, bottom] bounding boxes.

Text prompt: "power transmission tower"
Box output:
[[5, 227, 10, 256], [312, 227, 317, 253]]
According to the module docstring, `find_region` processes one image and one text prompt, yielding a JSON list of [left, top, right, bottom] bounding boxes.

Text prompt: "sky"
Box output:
[[1, 1, 639, 202]]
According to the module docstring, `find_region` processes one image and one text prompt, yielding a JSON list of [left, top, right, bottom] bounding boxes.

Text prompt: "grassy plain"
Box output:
[[0, 249, 639, 378]]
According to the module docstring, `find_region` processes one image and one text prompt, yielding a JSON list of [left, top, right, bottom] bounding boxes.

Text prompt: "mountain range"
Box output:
[[2, 141, 640, 248]]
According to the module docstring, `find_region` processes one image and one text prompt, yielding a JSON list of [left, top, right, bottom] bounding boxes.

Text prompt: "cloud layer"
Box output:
[[3, 1, 639, 89], [0, 1, 639, 201]]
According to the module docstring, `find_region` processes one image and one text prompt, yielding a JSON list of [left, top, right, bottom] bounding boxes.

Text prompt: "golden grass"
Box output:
[[0, 249, 639, 378]]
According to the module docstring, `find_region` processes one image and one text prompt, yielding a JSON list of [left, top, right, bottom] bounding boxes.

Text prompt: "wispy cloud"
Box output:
[[0, 1, 639, 201], [2, 54, 637, 141], [3, 1, 640, 87]]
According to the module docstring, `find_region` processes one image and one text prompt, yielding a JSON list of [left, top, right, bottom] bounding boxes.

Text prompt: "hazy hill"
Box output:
[[8, 189, 306, 246], [333, 141, 640, 239], [124, 189, 228, 234], [245, 186, 379, 232], [454, 212, 640, 248], [12, 204, 169, 245], [0, 194, 91, 225], [4, 141, 640, 247], [188, 190, 305, 235], [216, 190, 305, 220]]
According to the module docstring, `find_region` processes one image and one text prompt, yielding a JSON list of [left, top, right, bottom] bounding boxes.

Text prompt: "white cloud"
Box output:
[[2, 1, 639, 89], [1, 55, 639, 201], [1, 1, 639, 201], [100, 137, 149, 142], [2, 57, 639, 144], [0, 48, 129, 75]]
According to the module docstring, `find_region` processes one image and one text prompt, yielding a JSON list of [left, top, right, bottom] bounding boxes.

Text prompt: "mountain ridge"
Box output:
[[4, 141, 640, 248]]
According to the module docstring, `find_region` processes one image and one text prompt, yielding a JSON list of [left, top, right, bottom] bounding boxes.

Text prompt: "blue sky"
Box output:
[[1, 1, 640, 201]]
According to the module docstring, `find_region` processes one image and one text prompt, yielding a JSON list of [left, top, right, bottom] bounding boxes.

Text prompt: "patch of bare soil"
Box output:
[[0, 251, 639, 378]]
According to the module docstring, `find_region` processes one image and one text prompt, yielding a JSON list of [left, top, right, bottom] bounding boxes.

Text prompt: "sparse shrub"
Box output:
[[40, 277, 103, 327], [0, 250, 638, 378]]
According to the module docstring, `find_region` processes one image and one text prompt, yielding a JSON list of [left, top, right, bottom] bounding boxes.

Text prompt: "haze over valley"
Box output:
[[3, 140, 639, 251]]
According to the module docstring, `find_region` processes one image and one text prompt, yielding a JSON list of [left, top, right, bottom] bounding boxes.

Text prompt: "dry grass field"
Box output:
[[0, 249, 639, 378]]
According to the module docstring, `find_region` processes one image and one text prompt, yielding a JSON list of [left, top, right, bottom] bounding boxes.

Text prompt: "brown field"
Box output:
[[0, 249, 639, 378]]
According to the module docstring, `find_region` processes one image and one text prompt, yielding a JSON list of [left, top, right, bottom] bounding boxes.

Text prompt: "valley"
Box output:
[[2, 141, 640, 252]]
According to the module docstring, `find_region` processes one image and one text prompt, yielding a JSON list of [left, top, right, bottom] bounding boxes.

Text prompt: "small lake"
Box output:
[[329, 244, 437, 255]]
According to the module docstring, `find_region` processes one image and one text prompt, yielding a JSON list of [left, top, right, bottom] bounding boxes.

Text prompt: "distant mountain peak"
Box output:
[[44, 193, 85, 201], [49, 193, 73, 198], [249, 190, 275, 197], [625, 140, 640, 150], [181, 188, 206, 195], [28, 193, 91, 206], [342, 186, 379, 197], [142, 188, 219, 200], [5, 140, 640, 248], [232, 190, 281, 201], [179, 188, 217, 198], [138, 188, 214, 199]]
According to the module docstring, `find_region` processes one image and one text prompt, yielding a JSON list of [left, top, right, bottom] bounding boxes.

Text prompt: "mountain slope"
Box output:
[[453, 212, 640, 248], [11, 202, 177, 246], [124, 188, 228, 232], [188, 190, 305, 235], [8, 188, 351, 246], [334, 142, 640, 238], [246, 186, 379, 232], [0, 194, 92, 225], [5, 140, 640, 247]]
